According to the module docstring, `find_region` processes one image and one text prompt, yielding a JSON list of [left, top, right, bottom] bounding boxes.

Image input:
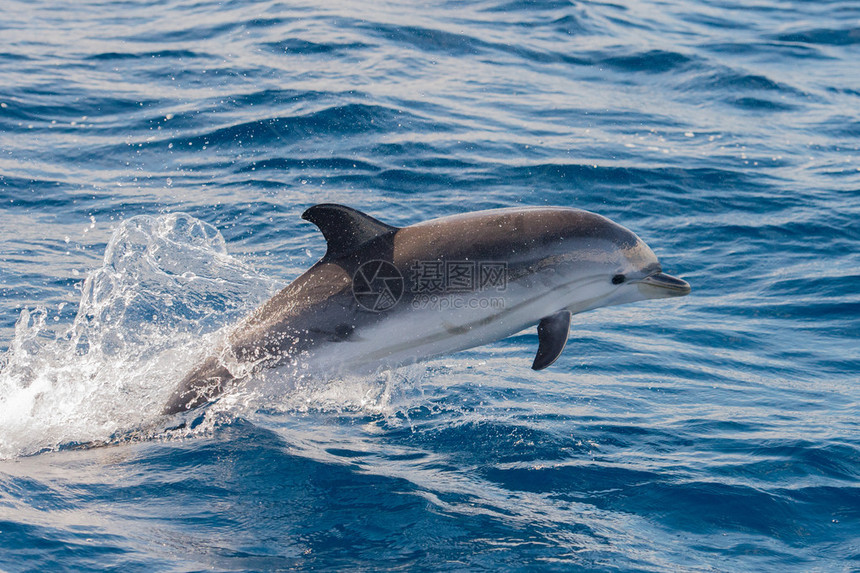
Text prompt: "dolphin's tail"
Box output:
[[163, 356, 235, 415]]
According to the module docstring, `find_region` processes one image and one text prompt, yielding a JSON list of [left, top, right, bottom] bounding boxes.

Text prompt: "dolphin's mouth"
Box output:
[[637, 272, 691, 298]]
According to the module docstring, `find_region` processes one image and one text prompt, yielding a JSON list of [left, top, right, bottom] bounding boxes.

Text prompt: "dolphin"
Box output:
[[163, 204, 690, 414]]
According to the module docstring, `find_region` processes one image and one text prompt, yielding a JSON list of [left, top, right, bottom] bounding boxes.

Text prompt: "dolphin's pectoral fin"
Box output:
[[302, 204, 399, 260], [531, 310, 571, 371]]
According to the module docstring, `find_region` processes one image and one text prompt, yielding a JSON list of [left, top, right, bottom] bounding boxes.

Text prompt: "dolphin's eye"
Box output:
[[611, 274, 626, 285]]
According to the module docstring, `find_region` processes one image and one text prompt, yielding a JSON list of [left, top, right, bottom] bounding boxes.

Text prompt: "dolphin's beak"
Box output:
[[637, 272, 691, 299]]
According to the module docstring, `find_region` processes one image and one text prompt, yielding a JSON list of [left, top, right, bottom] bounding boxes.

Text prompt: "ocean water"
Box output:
[[1, 0, 858, 570]]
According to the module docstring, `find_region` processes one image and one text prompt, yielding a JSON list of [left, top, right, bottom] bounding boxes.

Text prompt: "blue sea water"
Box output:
[[1, 0, 859, 570]]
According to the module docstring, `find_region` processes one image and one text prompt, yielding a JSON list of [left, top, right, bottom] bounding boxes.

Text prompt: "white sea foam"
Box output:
[[0, 213, 276, 458]]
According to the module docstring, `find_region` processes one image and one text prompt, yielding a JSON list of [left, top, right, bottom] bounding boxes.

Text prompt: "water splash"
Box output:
[[0, 213, 275, 458]]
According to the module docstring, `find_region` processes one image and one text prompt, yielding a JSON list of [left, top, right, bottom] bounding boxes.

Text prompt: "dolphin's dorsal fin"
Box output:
[[532, 310, 571, 370], [302, 204, 399, 260]]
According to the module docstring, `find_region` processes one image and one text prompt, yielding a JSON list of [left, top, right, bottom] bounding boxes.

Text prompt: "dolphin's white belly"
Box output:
[[306, 279, 605, 374]]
